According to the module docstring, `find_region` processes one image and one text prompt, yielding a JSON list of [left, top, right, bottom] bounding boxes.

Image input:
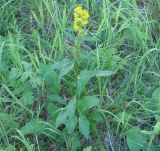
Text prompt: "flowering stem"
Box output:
[[74, 36, 81, 100], [73, 6, 89, 99]]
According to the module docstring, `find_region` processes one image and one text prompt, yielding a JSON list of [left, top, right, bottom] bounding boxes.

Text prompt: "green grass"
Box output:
[[0, 0, 160, 150]]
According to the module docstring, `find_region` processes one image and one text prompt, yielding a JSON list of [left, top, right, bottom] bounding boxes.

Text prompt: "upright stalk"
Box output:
[[74, 36, 81, 100]]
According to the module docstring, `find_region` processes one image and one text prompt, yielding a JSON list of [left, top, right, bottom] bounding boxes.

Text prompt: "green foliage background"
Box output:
[[0, 0, 160, 150]]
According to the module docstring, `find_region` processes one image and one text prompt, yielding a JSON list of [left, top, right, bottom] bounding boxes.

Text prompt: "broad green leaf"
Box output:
[[78, 96, 99, 112], [79, 114, 90, 139], [47, 103, 59, 116], [52, 59, 74, 77], [56, 110, 68, 128], [39, 64, 52, 75], [87, 112, 103, 122], [65, 134, 80, 151], [127, 127, 147, 151], [83, 34, 100, 42], [47, 103, 59, 126], [77, 70, 115, 93], [65, 99, 76, 117], [39, 64, 61, 95], [21, 120, 46, 135], [90, 122, 97, 132], [65, 115, 78, 133], [44, 71, 61, 95], [153, 122, 160, 134], [48, 95, 66, 105], [56, 99, 76, 127], [71, 135, 80, 151], [143, 98, 158, 112]]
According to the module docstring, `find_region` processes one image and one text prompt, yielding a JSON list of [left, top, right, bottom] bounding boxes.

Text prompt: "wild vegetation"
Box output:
[[0, 0, 160, 150]]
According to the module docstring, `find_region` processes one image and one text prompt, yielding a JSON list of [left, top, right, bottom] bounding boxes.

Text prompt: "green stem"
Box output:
[[74, 36, 81, 100]]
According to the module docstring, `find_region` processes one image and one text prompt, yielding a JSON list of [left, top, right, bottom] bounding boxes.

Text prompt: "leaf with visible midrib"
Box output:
[[79, 114, 90, 139], [56, 99, 76, 127], [78, 96, 99, 112]]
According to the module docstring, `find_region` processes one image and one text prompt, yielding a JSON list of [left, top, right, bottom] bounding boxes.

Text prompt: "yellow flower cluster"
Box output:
[[73, 6, 89, 35]]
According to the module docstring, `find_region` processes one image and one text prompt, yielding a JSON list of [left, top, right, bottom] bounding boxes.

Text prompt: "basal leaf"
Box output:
[[71, 135, 80, 151], [79, 114, 90, 139], [65, 99, 76, 117], [65, 133, 80, 151], [39, 64, 61, 95], [56, 99, 76, 127], [65, 115, 78, 133], [21, 120, 46, 135], [56, 110, 67, 128], [127, 127, 147, 151], [78, 96, 99, 112]]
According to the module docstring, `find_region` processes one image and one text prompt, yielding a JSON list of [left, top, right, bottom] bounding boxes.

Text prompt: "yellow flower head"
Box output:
[[73, 6, 89, 35]]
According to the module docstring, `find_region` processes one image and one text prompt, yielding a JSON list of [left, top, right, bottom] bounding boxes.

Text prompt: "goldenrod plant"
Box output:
[[73, 6, 90, 98]]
